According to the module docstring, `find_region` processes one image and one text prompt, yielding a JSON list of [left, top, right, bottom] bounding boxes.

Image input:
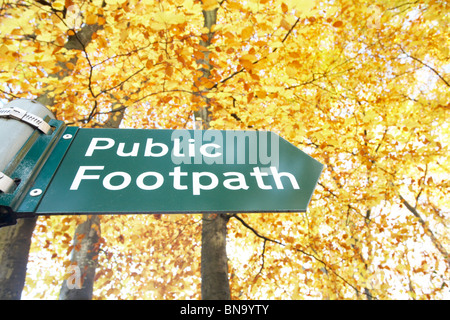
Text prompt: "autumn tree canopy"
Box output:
[[0, 0, 449, 299]]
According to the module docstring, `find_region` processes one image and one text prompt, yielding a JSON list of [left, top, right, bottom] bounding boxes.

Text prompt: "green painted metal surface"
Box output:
[[26, 128, 324, 215]]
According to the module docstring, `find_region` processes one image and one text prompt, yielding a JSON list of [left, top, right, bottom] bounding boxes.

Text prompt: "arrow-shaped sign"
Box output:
[[15, 126, 324, 215]]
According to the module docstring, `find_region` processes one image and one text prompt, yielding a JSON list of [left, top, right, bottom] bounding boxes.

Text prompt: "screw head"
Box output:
[[63, 134, 73, 139], [30, 189, 42, 197]]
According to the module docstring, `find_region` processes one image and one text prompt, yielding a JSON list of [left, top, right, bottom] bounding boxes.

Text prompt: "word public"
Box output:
[[69, 131, 300, 195]]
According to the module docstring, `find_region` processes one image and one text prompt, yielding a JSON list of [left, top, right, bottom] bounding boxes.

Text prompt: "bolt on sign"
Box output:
[[13, 127, 323, 215]]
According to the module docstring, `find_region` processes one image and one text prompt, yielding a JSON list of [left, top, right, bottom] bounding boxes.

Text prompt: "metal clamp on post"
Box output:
[[0, 172, 15, 194], [0, 106, 52, 134]]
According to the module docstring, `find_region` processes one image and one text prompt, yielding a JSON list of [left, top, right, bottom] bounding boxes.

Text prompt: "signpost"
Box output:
[[1, 99, 324, 226]]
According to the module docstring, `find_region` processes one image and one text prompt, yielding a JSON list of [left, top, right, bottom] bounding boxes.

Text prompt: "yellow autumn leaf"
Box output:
[[286, 62, 300, 77], [152, 12, 187, 30], [0, 44, 9, 56], [333, 20, 344, 28], [240, 54, 256, 62], [120, 29, 128, 42], [98, 16, 106, 25], [104, 0, 126, 5], [241, 26, 254, 40], [86, 14, 97, 25], [51, 1, 65, 11], [280, 18, 291, 30], [287, 0, 316, 13], [202, 0, 219, 11], [153, 11, 186, 24]]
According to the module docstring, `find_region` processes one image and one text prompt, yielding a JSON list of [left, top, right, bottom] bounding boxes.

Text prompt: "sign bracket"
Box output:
[[0, 119, 71, 227]]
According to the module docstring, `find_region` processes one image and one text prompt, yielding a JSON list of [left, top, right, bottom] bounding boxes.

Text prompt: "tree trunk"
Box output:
[[59, 215, 101, 300], [58, 106, 122, 300], [201, 214, 231, 299], [197, 3, 231, 300], [0, 217, 37, 299]]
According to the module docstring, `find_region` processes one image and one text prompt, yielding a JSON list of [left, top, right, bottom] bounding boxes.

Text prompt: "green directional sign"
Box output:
[[18, 127, 324, 215]]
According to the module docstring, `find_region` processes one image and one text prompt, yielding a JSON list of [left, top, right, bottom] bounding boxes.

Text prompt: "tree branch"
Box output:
[[278, 17, 301, 48], [212, 17, 301, 90], [399, 194, 450, 268], [232, 214, 373, 299], [0, 88, 20, 99], [398, 45, 450, 87], [257, 239, 267, 276]]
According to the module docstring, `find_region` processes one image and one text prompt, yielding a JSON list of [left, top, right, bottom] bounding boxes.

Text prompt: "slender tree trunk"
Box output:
[[59, 215, 101, 300], [59, 107, 122, 300], [0, 218, 37, 299], [196, 3, 231, 300], [201, 214, 231, 299]]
